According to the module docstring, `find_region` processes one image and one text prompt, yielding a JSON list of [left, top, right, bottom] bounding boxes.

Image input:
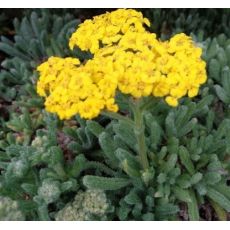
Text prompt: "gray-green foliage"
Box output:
[[1, 9, 230, 221], [0, 113, 78, 220], [55, 189, 109, 221], [0, 112, 116, 220], [78, 33, 230, 220], [0, 196, 25, 221], [0, 9, 81, 102], [84, 94, 230, 220], [143, 9, 230, 40]]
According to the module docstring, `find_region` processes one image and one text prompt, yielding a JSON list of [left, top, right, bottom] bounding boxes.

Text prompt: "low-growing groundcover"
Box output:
[[0, 8, 230, 221]]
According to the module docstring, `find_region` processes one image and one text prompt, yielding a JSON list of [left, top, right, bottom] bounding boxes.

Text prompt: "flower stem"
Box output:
[[132, 99, 149, 170], [102, 99, 149, 171]]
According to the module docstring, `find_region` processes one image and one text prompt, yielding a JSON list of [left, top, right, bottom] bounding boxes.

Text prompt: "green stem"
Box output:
[[132, 99, 149, 170], [102, 99, 149, 171]]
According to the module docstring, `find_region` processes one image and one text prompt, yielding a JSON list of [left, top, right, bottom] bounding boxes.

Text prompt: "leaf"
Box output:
[[21, 183, 37, 195], [18, 200, 37, 212], [144, 113, 162, 148], [177, 174, 191, 189], [206, 187, 230, 212], [209, 199, 227, 221], [158, 146, 168, 160], [85, 161, 116, 176], [51, 17, 62, 38], [187, 190, 199, 221], [177, 118, 197, 137], [50, 38, 62, 57], [29, 38, 43, 59], [30, 12, 41, 39], [83, 176, 131, 190], [115, 148, 140, 169], [214, 183, 230, 200], [217, 33, 226, 46], [163, 153, 177, 173], [86, 120, 104, 137], [132, 203, 143, 219], [117, 205, 131, 220], [226, 44, 230, 64], [49, 146, 64, 165], [68, 154, 87, 177], [157, 173, 167, 184], [124, 190, 141, 205], [195, 95, 213, 112], [14, 35, 29, 54], [214, 85, 230, 104], [113, 120, 137, 152], [0, 36, 14, 46], [122, 160, 141, 177], [37, 203, 50, 221], [67, 141, 83, 153], [206, 111, 215, 132], [99, 132, 118, 166], [195, 182, 207, 196], [167, 137, 179, 155], [206, 38, 219, 61], [175, 106, 189, 128], [20, 17, 34, 41], [217, 47, 227, 67], [0, 42, 30, 60], [204, 172, 221, 185], [156, 203, 179, 217], [221, 67, 230, 93], [114, 135, 130, 151], [190, 172, 203, 185], [145, 195, 154, 208], [165, 111, 177, 137], [60, 179, 78, 192], [208, 59, 221, 81], [57, 19, 79, 43], [178, 146, 195, 175], [63, 127, 80, 141], [173, 186, 192, 203], [142, 213, 155, 221]]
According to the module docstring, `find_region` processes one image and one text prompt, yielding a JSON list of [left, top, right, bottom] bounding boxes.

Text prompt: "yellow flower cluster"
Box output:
[[36, 57, 80, 97], [69, 9, 150, 53], [37, 56, 118, 119], [36, 9, 207, 120]]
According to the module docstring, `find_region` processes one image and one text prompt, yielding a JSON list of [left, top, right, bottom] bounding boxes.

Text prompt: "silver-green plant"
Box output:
[[0, 196, 25, 221], [0, 9, 230, 221], [55, 189, 108, 221]]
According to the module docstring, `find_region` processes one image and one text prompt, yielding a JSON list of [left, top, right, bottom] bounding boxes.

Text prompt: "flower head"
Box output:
[[69, 9, 150, 53], [36, 9, 207, 119]]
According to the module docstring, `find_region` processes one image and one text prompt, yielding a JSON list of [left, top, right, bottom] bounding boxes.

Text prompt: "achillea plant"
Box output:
[[1, 8, 230, 221], [36, 9, 207, 173]]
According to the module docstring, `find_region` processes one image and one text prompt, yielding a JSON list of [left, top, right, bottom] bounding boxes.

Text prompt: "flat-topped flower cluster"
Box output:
[[36, 9, 207, 120]]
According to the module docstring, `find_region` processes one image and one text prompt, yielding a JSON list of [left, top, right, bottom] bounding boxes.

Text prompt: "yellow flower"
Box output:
[[165, 96, 179, 107], [105, 98, 119, 112], [188, 87, 199, 98], [78, 98, 104, 119], [69, 9, 150, 54], [168, 33, 192, 53], [36, 9, 207, 120]]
